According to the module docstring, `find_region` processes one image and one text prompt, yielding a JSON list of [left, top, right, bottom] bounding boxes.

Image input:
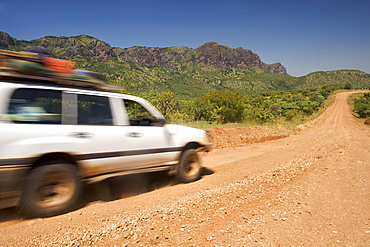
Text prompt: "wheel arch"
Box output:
[[174, 142, 199, 160], [31, 152, 79, 171], [183, 142, 203, 152]]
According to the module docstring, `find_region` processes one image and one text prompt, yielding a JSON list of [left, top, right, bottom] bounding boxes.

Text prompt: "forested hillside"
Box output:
[[1, 31, 369, 99], [302, 70, 370, 89]]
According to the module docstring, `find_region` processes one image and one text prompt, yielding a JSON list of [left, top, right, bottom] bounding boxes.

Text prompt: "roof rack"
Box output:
[[0, 49, 124, 92], [0, 70, 124, 91]]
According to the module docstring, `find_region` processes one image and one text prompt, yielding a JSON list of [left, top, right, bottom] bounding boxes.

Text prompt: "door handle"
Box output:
[[72, 132, 93, 138], [128, 132, 143, 138]]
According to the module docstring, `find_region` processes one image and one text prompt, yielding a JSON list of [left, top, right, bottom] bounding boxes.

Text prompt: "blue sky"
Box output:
[[1, 0, 370, 77]]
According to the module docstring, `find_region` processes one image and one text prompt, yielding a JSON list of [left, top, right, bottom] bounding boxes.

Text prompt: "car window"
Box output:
[[7, 88, 62, 124], [77, 94, 113, 125], [124, 99, 157, 126]]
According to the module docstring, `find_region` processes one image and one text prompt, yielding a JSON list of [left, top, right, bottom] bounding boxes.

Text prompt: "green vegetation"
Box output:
[[64, 57, 370, 99], [352, 93, 370, 119], [184, 90, 246, 123], [2, 32, 369, 127], [302, 70, 370, 90], [64, 57, 300, 99], [139, 85, 339, 126], [2, 32, 369, 99], [51, 57, 369, 101]]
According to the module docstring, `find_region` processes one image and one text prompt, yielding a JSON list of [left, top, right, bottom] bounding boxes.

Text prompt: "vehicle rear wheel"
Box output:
[[176, 149, 202, 183], [18, 163, 82, 218]]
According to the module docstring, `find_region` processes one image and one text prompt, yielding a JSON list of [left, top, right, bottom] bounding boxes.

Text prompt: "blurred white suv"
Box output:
[[0, 79, 212, 217]]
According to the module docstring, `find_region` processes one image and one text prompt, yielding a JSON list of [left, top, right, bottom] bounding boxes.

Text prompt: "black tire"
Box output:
[[18, 163, 82, 218], [176, 149, 202, 183]]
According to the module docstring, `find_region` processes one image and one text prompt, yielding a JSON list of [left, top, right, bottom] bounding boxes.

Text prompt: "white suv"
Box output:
[[0, 78, 212, 217]]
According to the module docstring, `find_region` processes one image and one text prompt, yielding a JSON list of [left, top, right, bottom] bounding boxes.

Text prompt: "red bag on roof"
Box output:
[[42, 57, 77, 74]]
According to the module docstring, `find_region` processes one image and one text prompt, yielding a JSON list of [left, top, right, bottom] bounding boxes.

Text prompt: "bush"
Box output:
[[296, 100, 320, 115], [251, 108, 276, 123], [141, 92, 182, 121], [344, 83, 353, 90], [284, 110, 299, 121], [354, 98, 370, 118], [185, 90, 246, 123]]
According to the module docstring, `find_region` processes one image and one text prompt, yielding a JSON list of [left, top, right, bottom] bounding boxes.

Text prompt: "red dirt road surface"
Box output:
[[0, 91, 369, 246]]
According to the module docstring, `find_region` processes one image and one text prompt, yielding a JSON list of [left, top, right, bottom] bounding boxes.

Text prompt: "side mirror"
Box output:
[[151, 118, 166, 127]]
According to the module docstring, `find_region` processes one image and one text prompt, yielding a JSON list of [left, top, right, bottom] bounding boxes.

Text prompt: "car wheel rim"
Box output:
[[35, 172, 75, 208], [184, 156, 200, 177]]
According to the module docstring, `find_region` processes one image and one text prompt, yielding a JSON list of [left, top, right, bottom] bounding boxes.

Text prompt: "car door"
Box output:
[[62, 92, 127, 178], [120, 99, 179, 169]]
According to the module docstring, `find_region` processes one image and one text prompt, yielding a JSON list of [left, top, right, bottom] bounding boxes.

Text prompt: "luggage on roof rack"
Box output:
[[0, 49, 42, 63], [0, 49, 123, 92], [42, 56, 77, 74]]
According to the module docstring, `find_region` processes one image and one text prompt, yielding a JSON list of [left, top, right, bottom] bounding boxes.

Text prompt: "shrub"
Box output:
[[354, 98, 370, 118], [296, 100, 320, 115], [142, 92, 182, 120], [344, 82, 353, 90], [185, 90, 246, 123]]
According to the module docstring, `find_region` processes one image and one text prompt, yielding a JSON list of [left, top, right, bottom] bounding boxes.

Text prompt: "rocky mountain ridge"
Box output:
[[1, 32, 369, 98], [0, 32, 286, 75]]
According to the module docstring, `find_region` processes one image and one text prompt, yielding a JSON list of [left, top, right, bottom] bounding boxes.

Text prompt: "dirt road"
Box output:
[[1, 91, 369, 246]]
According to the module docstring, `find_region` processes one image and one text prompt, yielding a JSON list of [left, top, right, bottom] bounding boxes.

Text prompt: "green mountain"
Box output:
[[1, 32, 369, 98], [301, 70, 370, 89]]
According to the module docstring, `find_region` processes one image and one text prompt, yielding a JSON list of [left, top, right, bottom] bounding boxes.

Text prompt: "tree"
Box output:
[[185, 90, 246, 123], [296, 100, 319, 115], [344, 82, 353, 90], [354, 98, 370, 118], [142, 92, 181, 120]]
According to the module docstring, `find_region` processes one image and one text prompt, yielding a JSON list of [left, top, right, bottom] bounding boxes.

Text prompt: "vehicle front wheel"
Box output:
[[176, 149, 202, 183], [18, 163, 82, 218]]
